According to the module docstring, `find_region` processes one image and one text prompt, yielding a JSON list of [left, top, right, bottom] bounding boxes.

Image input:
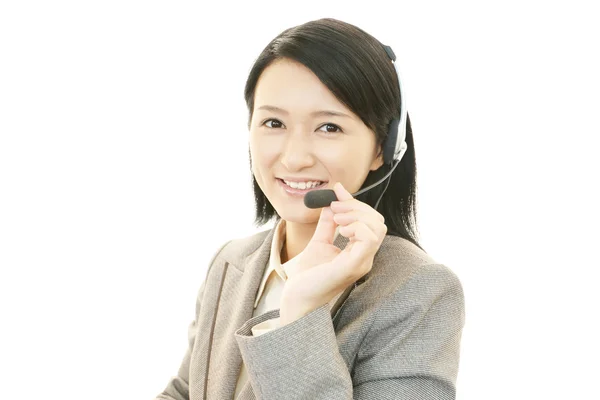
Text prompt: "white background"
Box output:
[[1, 1, 598, 399]]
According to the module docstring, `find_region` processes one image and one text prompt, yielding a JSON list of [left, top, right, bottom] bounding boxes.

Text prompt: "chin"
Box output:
[[265, 182, 324, 224], [274, 203, 321, 224]]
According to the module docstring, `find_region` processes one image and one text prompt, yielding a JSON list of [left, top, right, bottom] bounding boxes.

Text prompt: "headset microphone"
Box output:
[[304, 44, 408, 210]]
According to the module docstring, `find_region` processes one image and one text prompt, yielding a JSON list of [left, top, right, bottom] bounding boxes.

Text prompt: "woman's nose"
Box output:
[[279, 130, 315, 172]]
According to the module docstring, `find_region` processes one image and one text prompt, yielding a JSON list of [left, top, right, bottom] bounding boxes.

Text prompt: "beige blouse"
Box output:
[[233, 219, 343, 398]]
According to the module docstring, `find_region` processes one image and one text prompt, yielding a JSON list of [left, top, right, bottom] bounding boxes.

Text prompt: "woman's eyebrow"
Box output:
[[257, 105, 352, 119]]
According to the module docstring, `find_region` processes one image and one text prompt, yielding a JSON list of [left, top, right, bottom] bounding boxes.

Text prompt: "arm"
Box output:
[[234, 264, 465, 400], [154, 241, 231, 400]]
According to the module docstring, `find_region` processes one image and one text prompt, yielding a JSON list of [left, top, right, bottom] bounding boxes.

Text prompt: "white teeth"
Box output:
[[283, 180, 323, 189]]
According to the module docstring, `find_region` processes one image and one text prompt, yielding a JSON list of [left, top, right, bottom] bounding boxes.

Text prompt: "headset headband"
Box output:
[[381, 44, 408, 166]]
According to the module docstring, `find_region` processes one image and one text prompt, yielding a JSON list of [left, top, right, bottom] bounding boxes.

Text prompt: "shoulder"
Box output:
[[363, 234, 463, 308], [349, 237, 465, 391], [207, 228, 273, 268]]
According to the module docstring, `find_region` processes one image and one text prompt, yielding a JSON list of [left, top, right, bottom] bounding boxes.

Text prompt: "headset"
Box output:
[[303, 44, 408, 210]]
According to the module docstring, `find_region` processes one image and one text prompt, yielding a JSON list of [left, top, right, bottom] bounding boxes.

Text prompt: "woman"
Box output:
[[156, 17, 465, 400]]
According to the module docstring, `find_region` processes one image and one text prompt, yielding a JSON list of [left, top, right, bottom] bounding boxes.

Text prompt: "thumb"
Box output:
[[310, 206, 337, 244]]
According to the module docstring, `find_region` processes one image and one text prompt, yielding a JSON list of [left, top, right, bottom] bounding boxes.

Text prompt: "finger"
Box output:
[[333, 182, 354, 201], [310, 206, 337, 244], [338, 220, 381, 244], [333, 210, 387, 238], [330, 198, 385, 224], [338, 221, 381, 266]]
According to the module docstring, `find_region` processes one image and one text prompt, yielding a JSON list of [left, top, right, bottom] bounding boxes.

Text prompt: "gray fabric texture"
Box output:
[[155, 227, 465, 399]]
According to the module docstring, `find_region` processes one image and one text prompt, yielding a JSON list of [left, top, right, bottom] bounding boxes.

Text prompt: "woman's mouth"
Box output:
[[276, 178, 328, 196]]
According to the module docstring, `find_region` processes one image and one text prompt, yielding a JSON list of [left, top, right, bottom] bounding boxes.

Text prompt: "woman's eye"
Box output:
[[262, 119, 342, 134], [319, 123, 342, 134], [264, 119, 284, 129]]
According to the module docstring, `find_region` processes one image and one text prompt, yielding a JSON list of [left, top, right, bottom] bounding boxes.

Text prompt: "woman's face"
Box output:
[[249, 58, 383, 224]]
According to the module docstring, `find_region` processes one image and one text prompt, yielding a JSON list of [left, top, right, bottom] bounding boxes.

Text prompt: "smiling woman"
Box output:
[[155, 17, 465, 400]]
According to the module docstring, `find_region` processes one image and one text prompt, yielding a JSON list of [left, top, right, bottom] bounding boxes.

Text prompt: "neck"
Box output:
[[281, 220, 317, 264]]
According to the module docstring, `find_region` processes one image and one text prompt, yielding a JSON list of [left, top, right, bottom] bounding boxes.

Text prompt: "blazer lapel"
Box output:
[[203, 228, 275, 399]]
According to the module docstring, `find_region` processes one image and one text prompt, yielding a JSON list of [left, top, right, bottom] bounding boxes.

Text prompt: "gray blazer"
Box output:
[[156, 226, 465, 400]]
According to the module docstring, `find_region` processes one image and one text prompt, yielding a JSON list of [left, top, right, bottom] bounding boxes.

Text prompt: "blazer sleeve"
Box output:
[[233, 263, 465, 400], [154, 240, 231, 400]]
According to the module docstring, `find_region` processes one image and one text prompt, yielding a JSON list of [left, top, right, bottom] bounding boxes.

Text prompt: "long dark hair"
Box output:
[[244, 18, 423, 252]]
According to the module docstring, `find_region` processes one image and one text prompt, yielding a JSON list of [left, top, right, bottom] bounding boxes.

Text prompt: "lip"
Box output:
[[276, 178, 328, 197], [278, 176, 328, 183]]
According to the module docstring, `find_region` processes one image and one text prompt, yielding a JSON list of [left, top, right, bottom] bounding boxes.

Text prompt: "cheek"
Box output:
[[249, 135, 279, 176], [319, 146, 373, 192]]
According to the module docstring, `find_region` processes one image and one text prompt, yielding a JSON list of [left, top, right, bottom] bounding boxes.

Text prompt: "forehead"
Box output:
[[253, 58, 355, 117]]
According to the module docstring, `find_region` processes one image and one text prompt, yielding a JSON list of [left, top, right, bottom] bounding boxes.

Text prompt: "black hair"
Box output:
[[244, 18, 424, 252]]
